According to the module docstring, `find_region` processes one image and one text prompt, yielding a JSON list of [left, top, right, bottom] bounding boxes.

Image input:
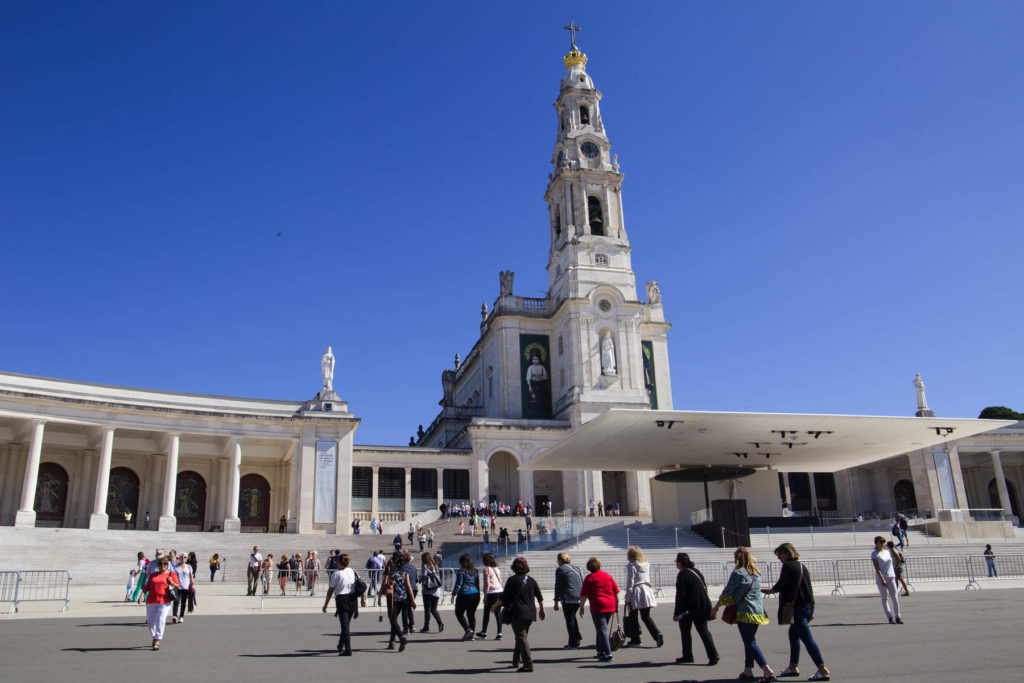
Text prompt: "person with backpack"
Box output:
[[322, 553, 366, 656], [420, 551, 445, 633], [380, 551, 415, 652]]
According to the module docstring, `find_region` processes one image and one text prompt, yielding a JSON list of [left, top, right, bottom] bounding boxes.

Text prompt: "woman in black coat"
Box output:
[[673, 552, 719, 665], [492, 557, 545, 673]]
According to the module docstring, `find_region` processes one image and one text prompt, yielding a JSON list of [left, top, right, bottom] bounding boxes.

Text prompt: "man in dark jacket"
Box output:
[[552, 552, 583, 648]]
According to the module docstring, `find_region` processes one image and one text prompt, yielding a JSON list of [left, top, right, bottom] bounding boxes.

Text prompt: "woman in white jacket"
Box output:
[[624, 546, 664, 647]]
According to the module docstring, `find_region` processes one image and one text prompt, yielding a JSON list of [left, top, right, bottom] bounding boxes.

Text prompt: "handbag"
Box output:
[[352, 573, 368, 598], [778, 564, 803, 625], [609, 610, 627, 651], [721, 574, 755, 625]]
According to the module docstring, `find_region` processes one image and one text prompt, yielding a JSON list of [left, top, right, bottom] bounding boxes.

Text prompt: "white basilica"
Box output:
[[0, 41, 1021, 536]]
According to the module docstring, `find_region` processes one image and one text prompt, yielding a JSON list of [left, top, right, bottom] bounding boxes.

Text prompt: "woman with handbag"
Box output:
[[322, 553, 366, 656], [450, 554, 481, 641], [491, 557, 545, 672], [711, 547, 777, 683], [420, 552, 445, 633], [623, 546, 664, 647], [764, 544, 830, 681], [144, 556, 181, 651], [673, 552, 719, 665], [579, 556, 620, 663]]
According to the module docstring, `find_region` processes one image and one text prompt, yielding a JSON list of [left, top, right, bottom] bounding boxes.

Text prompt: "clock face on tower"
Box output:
[[580, 141, 600, 159]]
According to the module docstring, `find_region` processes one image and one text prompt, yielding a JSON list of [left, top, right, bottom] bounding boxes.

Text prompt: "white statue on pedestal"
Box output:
[[600, 331, 617, 376], [914, 373, 928, 411], [321, 346, 335, 393]]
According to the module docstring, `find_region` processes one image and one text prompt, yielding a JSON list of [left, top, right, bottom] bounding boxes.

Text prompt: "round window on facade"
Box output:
[[598, 299, 612, 312]]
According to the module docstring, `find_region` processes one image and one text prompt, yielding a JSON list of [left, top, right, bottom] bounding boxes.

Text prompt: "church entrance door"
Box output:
[[487, 452, 520, 507]]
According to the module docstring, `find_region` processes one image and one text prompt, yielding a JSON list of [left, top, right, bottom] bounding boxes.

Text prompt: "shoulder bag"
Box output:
[[721, 574, 754, 625], [778, 564, 803, 625]]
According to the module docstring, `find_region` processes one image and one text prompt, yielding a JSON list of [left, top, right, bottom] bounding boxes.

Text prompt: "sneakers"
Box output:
[[895, 618, 904, 624], [495, 633, 503, 640], [477, 632, 487, 639]]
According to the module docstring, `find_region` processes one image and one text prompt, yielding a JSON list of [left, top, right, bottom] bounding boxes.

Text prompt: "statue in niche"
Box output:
[[646, 281, 662, 305], [914, 373, 929, 411], [321, 346, 335, 393], [600, 331, 617, 376], [499, 270, 515, 296]]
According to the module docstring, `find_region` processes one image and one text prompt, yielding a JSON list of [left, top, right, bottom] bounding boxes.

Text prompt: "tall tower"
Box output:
[[544, 39, 636, 305]]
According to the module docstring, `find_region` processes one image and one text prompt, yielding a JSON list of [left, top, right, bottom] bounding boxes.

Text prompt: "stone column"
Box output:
[[946, 444, 970, 510], [287, 440, 300, 532], [146, 454, 164, 520], [519, 468, 535, 511], [211, 458, 226, 530], [436, 467, 444, 507], [15, 420, 46, 527], [223, 439, 242, 533], [73, 450, 95, 526], [2, 443, 22, 520], [991, 451, 1013, 519], [89, 427, 115, 529], [370, 466, 380, 521], [404, 467, 412, 520], [158, 433, 180, 532]]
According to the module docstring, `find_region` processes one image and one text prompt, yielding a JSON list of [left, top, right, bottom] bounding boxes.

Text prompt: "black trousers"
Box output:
[[678, 614, 718, 661], [481, 592, 503, 635], [336, 610, 353, 652], [511, 618, 534, 668], [173, 592, 189, 619], [389, 597, 409, 643], [455, 593, 480, 633], [562, 602, 582, 645], [625, 606, 661, 643], [402, 592, 417, 631], [422, 593, 443, 629]]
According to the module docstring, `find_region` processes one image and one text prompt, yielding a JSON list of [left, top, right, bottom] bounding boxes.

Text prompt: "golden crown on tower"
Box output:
[[563, 47, 588, 68]]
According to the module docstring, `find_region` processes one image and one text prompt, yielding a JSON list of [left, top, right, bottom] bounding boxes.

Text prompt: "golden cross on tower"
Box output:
[[563, 21, 581, 49]]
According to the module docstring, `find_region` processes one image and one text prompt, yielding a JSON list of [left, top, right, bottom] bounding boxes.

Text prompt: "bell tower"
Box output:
[[545, 28, 638, 305]]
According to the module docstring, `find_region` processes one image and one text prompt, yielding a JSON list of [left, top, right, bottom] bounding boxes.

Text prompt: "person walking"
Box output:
[[450, 553, 481, 641], [763, 543, 830, 681], [306, 551, 321, 594], [492, 557, 545, 672], [871, 536, 903, 624], [322, 553, 366, 656], [553, 552, 583, 649], [673, 552, 718, 665], [887, 541, 911, 597], [623, 546, 663, 647], [246, 546, 261, 596], [478, 553, 504, 640], [420, 552, 445, 633], [711, 547, 776, 683], [984, 544, 998, 577], [381, 551, 415, 651], [579, 557, 619, 663], [144, 556, 180, 651], [171, 554, 194, 624]]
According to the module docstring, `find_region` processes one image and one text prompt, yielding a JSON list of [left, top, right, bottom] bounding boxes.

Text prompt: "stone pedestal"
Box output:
[[14, 510, 36, 528], [158, 515, 177, 532], [88, 512, 109, 530], [223, 517, 241, 533]]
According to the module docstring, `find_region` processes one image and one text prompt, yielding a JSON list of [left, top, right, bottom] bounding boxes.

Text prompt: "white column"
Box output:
[[73, 450, 95, 526], [2, 443, 22, 519], [158, 433, 180, 532], [436, 467, 444, 507], [370, 466, 379, 521], [991, 451, 1013, 519], [519, 468, 535, 511], [223, 439, 242, 533], [287, 441, 300, 533], [404, 467, 412, 520], [15, 420, 46, 527], [89, 427, 115, 529]]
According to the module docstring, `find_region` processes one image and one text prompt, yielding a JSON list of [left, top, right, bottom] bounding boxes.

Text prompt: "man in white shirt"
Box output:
[[247, 546, 262, 596], [871, 536, 903, 624]]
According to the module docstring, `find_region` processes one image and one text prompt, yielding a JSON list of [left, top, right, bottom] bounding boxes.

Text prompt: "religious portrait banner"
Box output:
[[520, 334, 553, 419], [314, 439, 338, 524]]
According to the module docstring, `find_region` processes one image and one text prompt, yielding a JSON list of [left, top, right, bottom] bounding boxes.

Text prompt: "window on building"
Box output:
[[813, 473, 838, 511], [588, 196, 604, 236], [351, 467, 372, 498], [788, 473, 812, 512], [558, 336, 564, 355], [579, 105, 590, 125], [378, 467, 404, 499], [595, 253, 608, 266], [411, 468, 437, 498], [443, 469, 470, 500], [553, 205, 561, 238]]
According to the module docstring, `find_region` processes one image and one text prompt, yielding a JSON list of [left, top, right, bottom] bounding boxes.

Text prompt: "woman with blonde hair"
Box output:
[[624, 545, 663, 647], [764, 543, 830, 681], [712, 547, 776, 682]]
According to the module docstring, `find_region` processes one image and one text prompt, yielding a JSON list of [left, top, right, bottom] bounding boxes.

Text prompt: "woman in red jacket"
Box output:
[[579, 557, 619, 662], [145, 557, 181, 650]]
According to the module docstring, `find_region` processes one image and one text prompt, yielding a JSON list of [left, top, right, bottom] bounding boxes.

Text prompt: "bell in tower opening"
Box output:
[[588, 196, 604, 236]]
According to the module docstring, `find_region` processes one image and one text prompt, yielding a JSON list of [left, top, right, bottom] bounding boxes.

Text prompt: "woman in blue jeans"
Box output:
[[764, 543, 831, 681], [712, 547, 776, 683]]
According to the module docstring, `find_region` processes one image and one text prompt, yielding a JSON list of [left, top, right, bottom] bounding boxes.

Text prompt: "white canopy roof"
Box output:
[[521, 409, 1015, 473]]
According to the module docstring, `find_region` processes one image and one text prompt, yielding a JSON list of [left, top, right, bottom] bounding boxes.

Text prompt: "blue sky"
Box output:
[[2, 2, 1022, 445]]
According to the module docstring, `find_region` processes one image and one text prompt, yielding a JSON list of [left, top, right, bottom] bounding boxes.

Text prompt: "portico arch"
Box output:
[[174, 471, 207, 530], [487, 451, 520, 505], [532, 470, 564, 514], [106, 467, 140, 525], [893, 479, 917, 513], [33, 462, 69, 525], [601, 471, 627, 513], [239, 473, 271, 531]]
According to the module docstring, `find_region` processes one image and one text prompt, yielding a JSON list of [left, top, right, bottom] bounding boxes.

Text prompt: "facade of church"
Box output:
[[0, 44, 1020, 534]]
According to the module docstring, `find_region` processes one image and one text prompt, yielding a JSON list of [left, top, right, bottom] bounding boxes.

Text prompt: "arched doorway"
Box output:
[[988, 478, 1021, 520], [532, 471, 564, 515], [34, 462, 69, 525], [487, 452, 520, 505], [893, 479, 917, 513], [601, 471, 627, 514], [174, 471, 207, 530], [106, 467, 140, 527], [239, 474, 271, 531]]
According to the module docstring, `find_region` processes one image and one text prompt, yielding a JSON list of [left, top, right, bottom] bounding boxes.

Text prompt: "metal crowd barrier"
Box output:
[[1, 570, 72, 613], [260, 567, 455, 611], [904, 555, 978, 591], [967, 553, 1024, 582]]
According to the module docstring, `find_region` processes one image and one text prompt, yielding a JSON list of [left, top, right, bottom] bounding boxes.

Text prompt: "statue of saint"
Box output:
[[600, 331, 617, 376], [499, 270, 515, 296], [914, 373, 929, 411], [646, 281, 662, 305], [321, 346, 335, 393]]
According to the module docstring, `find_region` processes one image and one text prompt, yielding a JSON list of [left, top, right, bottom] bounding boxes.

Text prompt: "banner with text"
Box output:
[[314, 440, 338, 523]]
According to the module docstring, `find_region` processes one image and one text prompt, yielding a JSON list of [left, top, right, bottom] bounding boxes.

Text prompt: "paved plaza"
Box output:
[[0, 587, 1021, 682]]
